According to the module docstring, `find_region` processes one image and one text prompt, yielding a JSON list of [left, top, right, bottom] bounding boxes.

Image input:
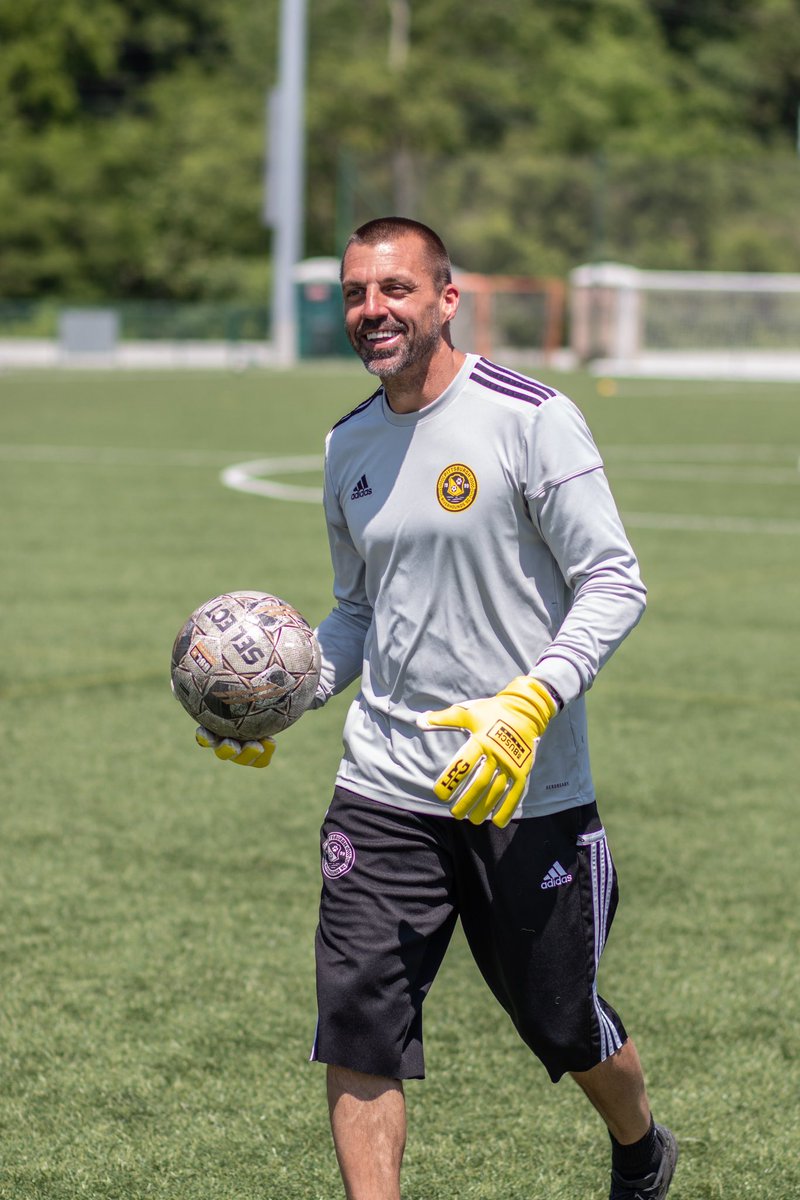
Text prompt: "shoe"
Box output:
[[609, 1125, 678, 1200]]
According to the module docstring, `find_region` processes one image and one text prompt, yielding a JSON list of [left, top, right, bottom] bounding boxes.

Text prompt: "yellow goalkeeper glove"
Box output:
[[419, 676, 557, 828], [195, 725, 276, 768]]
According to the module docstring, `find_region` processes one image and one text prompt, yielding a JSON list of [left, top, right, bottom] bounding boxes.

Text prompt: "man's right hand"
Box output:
[[195, 725, 276, 768]]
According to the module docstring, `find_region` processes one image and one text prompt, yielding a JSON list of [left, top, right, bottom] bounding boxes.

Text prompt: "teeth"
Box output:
[[366, 330, 399, 341]]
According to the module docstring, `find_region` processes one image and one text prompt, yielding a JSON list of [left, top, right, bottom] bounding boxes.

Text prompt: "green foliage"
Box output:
[[1, 0, 800, 299]]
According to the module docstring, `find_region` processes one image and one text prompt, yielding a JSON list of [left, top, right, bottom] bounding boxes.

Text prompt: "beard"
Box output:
[[351, 308, 444, 378]]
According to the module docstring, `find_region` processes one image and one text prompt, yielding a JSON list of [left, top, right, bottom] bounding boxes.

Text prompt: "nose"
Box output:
[[362, 282, 388, 320]]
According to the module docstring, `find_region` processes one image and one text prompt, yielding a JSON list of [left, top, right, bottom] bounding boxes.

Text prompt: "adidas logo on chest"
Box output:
[[350, 474, 373, 500]]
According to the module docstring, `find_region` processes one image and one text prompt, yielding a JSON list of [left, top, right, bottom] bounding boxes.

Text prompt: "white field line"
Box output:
[[2, 443, 799, 532], [609, 463, 800, 485], [623, 512, 800, 536], [603, 443, 797, 462], [220, 456, 323, 503], [603, 442, 800, 485], [220, 453, 800, 533], [0, 444, 255, 467]]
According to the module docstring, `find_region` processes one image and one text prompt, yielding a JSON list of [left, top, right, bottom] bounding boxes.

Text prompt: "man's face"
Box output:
[[341, 234, 455, 378]]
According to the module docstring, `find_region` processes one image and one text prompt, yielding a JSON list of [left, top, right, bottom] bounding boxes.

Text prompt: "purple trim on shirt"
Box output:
[[331, 388, 383, 431], [471, 357, 557, 404]]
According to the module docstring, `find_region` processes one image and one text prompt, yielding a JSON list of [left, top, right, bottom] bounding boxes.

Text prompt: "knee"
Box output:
[[327, 1064, 403, 1102]]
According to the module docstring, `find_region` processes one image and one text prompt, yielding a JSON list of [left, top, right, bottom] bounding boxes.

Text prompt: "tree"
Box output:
[[1, 0, 799, 300]]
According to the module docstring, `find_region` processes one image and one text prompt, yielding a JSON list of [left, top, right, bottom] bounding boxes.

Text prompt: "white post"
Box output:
[[269, 0, 307, 367], [614, 273, 642, 362]]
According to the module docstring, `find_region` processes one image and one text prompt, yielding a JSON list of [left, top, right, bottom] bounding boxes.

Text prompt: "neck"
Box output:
[[383, 345, 466, 414]]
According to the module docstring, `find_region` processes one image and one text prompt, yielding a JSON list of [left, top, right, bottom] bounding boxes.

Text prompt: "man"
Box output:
[[198, 217, 678, 1200]]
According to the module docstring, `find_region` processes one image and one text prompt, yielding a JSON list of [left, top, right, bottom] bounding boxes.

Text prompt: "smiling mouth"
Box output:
[[362, 327, 404, 347]]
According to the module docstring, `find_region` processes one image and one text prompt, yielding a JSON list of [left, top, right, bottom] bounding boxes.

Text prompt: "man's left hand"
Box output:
[[195, 725, 276, 768], [418, 676, 557, 827]]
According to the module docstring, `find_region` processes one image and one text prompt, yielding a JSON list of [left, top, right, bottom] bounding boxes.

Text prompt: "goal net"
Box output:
[[570, 263, 800, 380]]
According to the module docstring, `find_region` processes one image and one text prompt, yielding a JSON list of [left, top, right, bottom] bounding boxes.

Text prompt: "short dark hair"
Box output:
[[341, 217, 453, 291]]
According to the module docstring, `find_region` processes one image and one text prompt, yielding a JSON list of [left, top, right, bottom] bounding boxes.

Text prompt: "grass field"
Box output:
[[1, 364, 798, 1199]]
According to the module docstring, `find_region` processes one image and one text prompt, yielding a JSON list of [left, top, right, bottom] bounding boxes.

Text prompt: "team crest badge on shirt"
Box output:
[[436, 463, 478, 512]]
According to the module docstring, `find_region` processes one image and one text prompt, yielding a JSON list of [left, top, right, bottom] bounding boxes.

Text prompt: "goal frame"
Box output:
[[570, 262, 800, 380]]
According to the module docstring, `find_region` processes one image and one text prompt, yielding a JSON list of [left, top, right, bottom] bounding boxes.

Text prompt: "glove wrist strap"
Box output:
[[501, 675, 558, 722]]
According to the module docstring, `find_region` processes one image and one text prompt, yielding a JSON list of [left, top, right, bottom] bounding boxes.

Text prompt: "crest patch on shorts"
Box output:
[[322, 831, 356, 879]]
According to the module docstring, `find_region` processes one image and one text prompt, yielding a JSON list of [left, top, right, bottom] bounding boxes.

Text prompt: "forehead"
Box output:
[[341, 234, 433, 286]]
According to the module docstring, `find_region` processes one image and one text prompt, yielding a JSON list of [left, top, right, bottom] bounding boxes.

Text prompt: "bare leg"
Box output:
[[327, 1065, 406, 1200], [570, 1038, 652, 1144]]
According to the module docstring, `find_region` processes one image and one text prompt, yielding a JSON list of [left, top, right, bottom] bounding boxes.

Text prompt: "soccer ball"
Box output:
[[170, 590, 321, 740]]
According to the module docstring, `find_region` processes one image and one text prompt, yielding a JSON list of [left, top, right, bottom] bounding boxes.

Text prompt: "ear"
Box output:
[[441, 281, 460, 324]]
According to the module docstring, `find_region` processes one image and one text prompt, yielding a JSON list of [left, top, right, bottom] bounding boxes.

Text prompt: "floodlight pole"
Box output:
[[269, 0, 307, 367]]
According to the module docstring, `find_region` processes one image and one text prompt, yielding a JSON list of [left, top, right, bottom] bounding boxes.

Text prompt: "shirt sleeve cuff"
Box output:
[[530, 656, 583, 708]]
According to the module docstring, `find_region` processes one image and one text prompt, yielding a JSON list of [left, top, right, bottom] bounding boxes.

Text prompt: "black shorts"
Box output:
[[311, 787, 626, 1083]]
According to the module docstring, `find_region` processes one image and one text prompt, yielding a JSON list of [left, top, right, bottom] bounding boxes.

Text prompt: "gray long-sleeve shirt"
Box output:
[[313, 353, 646, 818]]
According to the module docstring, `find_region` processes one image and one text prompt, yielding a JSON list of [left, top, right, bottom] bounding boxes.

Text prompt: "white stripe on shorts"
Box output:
[[587, 831, 623, 1061]]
